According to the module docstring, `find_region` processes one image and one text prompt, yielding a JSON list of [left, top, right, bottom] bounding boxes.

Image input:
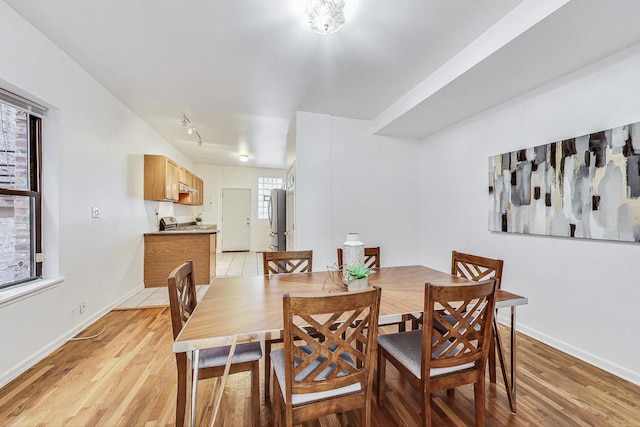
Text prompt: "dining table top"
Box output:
[[174, 265, 528, 353]]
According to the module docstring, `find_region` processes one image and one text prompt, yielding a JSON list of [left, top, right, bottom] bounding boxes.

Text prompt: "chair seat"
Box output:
[[271, 347, 361, 406], [377, 330, 474, 379], [188, 342, 262, 368]]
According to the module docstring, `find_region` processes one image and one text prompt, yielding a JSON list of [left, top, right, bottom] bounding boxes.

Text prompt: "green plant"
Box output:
[[195, 215, 202, 222], [347, 265, 370, 279]]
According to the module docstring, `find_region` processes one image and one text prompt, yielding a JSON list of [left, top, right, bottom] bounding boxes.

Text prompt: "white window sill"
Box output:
[[0, 277, 64, 308]]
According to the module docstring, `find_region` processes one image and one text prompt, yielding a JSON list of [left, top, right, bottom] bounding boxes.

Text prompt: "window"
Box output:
[[257, 177, 283, 219], [0, 91, 44, 290]]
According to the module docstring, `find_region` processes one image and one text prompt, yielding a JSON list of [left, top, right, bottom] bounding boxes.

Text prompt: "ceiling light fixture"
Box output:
[[306, 0, 346, 35], [182, 113, 203, 146], [238, 154, 249, 162]]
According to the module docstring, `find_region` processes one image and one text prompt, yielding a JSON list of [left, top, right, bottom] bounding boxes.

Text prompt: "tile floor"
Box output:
[[116, 251, 263, 309], [215, 251, 263, 278]]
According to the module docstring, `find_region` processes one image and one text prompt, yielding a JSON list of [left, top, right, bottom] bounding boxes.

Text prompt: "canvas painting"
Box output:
[[489, 122, 640, 242]]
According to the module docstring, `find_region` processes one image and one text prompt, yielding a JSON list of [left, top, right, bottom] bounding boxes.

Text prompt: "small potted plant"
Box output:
[[345, 265, 371, 291], [195, 215, 202, 225]]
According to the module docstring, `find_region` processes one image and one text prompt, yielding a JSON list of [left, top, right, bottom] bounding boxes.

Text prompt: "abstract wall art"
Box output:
[[489, 122, 640, 242]]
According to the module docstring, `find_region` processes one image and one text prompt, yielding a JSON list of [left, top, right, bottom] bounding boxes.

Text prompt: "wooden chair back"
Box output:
[[421, 279, 497, 424], [262, 249, 313, 399], [450, 251, 504, 387], [423, 280, 497, 372], [279, 287, 381, 425], [451, 251, 503, 288], [167, 260, 198, 340], [263, 250, 313, 274], [337, 247, 381, 269]]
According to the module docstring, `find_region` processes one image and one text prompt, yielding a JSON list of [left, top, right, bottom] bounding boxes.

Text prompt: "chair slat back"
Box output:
[[422, 280, 497, 373], [263, 250, 313, 274], [337, 247, 381, 269], [167, 261, 198, 340], [451, 251, 503, 288], [282, 287, 381, 398]]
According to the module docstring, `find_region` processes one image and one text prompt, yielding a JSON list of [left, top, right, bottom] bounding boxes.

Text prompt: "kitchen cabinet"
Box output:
[[179, 168, 195, 188], [194, 177, 203, 205], [178, 166, 187, 186], [144, 154, 203, 205], [143, 231, 217, 287], [178, 174, 203, 205], [144, 155, 179, 201]]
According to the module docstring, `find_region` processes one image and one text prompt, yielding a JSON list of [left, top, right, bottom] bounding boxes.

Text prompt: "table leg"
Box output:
[[190, 349, 200, 427], [493, 306, 518, 414], [510, 306, 517, 411]]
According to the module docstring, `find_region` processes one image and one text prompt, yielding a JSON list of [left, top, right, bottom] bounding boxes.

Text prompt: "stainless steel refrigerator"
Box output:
[[268, 188, 286, 251]]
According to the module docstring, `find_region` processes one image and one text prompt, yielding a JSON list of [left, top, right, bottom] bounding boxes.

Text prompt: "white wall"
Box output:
[[194, 164, 286, 253], [0, 2, 194, 386], [420, 43, 640, 385], [295, 112, 333, 267], [295, 112, 423, 270]]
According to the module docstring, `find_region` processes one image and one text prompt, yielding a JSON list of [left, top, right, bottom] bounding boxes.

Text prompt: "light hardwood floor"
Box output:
[[1, 307, 639, 426]]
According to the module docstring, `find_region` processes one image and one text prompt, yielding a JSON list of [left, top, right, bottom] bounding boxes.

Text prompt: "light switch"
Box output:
[[91, 207, 101, 218]]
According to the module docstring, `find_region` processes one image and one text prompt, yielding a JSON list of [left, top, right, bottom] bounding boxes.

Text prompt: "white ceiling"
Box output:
[[5, 0, 640, 169]]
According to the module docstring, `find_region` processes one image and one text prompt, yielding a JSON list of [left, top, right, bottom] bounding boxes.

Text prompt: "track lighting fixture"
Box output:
[[182, 114, 203, 146]]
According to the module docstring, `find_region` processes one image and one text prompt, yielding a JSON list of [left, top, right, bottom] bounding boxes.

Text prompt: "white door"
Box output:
[[222, 188, 251, 251]]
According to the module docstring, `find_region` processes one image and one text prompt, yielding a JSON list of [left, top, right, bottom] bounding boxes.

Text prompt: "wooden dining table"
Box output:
[[174, 265, 528, 426]]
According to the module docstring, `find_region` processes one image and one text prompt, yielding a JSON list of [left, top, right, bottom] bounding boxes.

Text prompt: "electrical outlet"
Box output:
[[80, 301, 86, 313], [91, 207, 101, 218]]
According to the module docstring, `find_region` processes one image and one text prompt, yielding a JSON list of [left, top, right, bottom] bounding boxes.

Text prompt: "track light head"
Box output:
[[182, 113, 203, 146]]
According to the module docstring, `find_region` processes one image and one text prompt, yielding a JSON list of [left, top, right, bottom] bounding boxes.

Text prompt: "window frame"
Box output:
[[257, 177, 284, 219], [0, 101, 43, 290]]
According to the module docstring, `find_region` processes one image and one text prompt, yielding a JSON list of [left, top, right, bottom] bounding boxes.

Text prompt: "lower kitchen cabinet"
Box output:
[[143, 232, 217, 287]]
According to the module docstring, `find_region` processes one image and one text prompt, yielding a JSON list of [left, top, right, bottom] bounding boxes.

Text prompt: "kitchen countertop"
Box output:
[[144, 224, 219, 236]]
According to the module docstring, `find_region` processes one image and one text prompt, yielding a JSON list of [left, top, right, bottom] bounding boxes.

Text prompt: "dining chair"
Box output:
[[377, 279, 498, 427], [263, 250, 313, 274], [336, 246, 380, 269], [450, 251, 503, 383], [168, 261, 262, 427], [263, 249, 313, 399], [409, 251, 504, 382], [271, 286, 381, 427]]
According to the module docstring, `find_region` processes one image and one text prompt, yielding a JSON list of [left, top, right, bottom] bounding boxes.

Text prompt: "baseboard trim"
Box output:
[[497, 314, 640, 387]]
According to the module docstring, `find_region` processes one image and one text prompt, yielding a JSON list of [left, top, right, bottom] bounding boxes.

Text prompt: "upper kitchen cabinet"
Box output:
[[144, 154, 203, 205], [178, 174, 203, 205], [144, 155, 179, 202], [179, 166, 194, 187], [194, 177, 203, 205]]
